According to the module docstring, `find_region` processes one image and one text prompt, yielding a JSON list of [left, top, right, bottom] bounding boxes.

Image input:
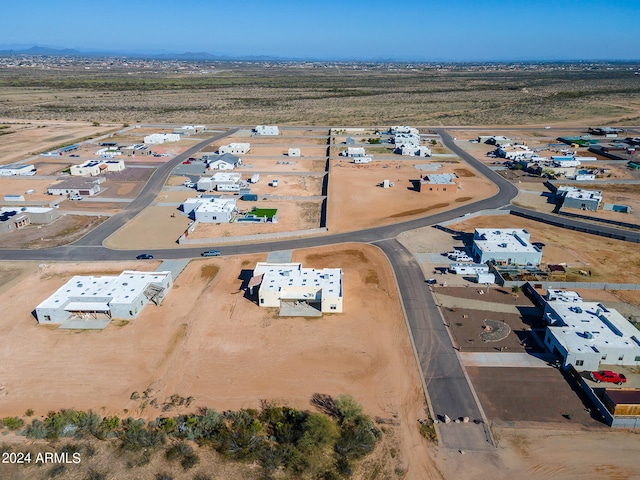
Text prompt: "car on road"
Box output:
[[136, 253, 154, 260], [590, 370, 627, 385], [201, 250, 221, 257]]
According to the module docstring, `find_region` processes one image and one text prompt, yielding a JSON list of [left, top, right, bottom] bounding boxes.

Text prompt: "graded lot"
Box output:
[[0, 244, 431, 479]]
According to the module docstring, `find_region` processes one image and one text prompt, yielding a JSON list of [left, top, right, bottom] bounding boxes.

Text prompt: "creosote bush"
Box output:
[[20, 394, 379, 478]]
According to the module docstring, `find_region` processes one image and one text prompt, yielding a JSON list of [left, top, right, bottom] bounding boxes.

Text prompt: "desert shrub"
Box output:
[[85, 470, 107, 480], [24, 409, 34, 417], [25, 419, 47, 439], [298, 413, 339, 452], [1, 416, 24, 431], [120, 418, 165, 451], [192, 408, 223, 444], [181, 451, 200, 470], [192, 475, 212, 480], [59, 443, 81, 455], [218, 409, 265, 461], [335, 416, 380, 461], [165, 441, 193, 461], [99, 416, 120, 437], [158, 417, 177, 434], [335, 395, 364, 425], [49, 464, 67, 478]]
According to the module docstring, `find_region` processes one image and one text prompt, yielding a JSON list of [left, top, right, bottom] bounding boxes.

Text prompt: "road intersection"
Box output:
[[2, 127, 637, 450]]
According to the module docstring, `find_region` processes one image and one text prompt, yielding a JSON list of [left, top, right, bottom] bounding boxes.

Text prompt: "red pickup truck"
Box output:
[[590, 370, 627, 385]]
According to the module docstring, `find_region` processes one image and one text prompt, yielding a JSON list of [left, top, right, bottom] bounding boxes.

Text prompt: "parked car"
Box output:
[[425, 278, 437, 285], [201, 249, 221, 257], [590, 370, 627, 385], [136, 253, 154, 260]]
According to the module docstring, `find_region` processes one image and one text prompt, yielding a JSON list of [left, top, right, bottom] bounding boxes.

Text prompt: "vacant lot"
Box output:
[[0, 215, 106, 249], [328, 159, 496, 232], [0, 118, 116, 164]]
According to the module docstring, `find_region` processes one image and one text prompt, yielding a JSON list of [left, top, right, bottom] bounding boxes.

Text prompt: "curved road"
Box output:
[[2, 126, 636, 450]]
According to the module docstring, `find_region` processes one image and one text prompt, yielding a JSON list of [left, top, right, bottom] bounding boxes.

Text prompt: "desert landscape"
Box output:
[[1, 56, 640, 480]]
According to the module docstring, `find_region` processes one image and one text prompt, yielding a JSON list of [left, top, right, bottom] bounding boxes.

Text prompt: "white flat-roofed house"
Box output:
[[390, 126, 419, 135], [196, 172, 242, 191], [556, 186, 602, 211], [143, 133, 181, 144], [254, 125, 279, 136], [399, 145, 431, 157], [472, 228, 542, 265], [35, 270, 173, 325], [342, 147, 366, 157], [394, 133, 421, 148], [70, 159, 125, 176], [543, 298, 640, 371], [496, 145, 534, 160], [218, 143, 250, 155], [192, 198, 237, 223], [0, 163, 36, 176], [251, 262, 343, 314]]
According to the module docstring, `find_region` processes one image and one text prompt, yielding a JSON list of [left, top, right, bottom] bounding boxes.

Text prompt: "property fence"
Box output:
[[567, 365, 640, 429], [509, 209, 640, 243], [557, 209, 640, 231]]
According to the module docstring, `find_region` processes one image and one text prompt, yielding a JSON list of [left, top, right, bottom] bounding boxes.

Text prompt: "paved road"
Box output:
[[74, 129, 238, 247], [3, 125, 638, 451]]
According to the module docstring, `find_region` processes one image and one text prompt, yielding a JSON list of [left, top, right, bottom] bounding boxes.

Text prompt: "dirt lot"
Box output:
[[238, 158, 327, 172], [328, 159, 497, 232], [242, 145, 328, 157], [0, 244, 431, 479], [446, 214, 640, 283], [467, 367, 599, 425], [0, 177, 59, 202], [0, 118, 116, 164], [0, 215, 106, 249]]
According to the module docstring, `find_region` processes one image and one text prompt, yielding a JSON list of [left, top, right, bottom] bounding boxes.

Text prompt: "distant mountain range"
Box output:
[[0, 45, 288, 62]]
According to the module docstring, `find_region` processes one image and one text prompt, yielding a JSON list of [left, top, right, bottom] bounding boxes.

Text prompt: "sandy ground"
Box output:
[[434, 427, 640, 480], [0, 118, 115, 164], [0, 177, 60, 202], [0, 244, 432, 479], [242, 145, 328, 156], [327, 159, 497, 232], [238, 158, 327, 172]]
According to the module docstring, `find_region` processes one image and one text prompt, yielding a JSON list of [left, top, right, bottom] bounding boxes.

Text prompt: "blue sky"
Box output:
[[3, 0, 639, 60]]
